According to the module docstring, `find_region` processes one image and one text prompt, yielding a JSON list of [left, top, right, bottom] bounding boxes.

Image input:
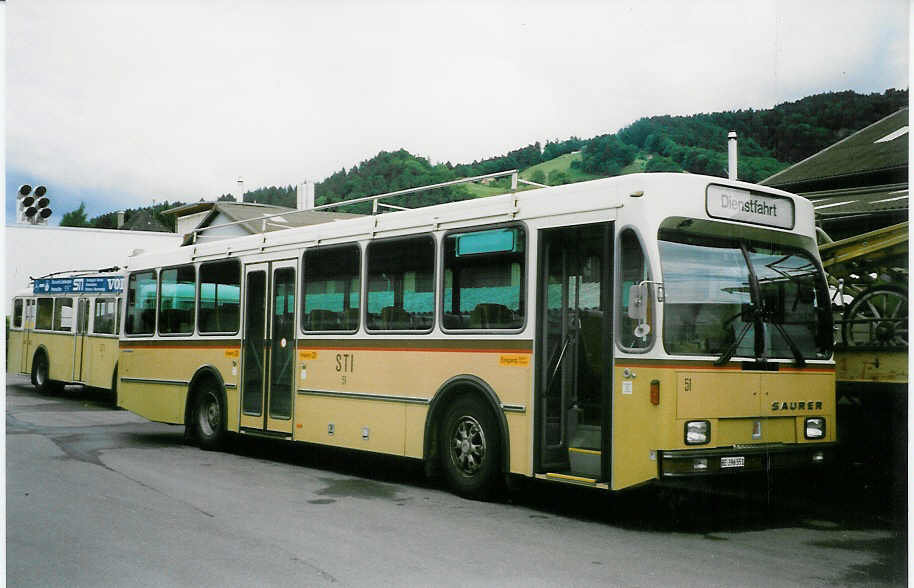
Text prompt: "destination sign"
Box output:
[[33, 276, 124, 295], [706, 185, 794, 229]]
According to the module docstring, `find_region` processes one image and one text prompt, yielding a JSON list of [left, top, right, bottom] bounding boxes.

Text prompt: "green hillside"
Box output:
[[70, 88, 908, 229], [520, 152, 603, 185]]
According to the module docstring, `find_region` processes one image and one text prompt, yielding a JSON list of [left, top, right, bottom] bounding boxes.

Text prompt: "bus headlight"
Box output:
[[685, 420, 710, 445], [805, 417, 825, 439]]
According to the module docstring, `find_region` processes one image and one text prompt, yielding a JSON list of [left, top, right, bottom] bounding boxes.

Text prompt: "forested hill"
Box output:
[[70, 89, 908, 227]]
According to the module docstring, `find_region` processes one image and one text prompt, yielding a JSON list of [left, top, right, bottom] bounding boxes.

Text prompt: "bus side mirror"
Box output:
[[627, 283, 646, 320]]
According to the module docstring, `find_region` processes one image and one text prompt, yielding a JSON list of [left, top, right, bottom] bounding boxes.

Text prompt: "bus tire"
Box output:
[[110, 366, 119, 408], [192, 380, 226, 451], [31, 351, 61, 395], [439, 395, 501, 499]]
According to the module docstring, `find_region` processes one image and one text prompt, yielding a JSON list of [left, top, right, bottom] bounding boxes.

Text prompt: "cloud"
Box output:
[[7, 0, 909, 218]]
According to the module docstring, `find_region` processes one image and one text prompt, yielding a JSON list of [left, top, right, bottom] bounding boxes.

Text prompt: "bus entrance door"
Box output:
[[72, 298, 90, 382], [240, 260, 297, 437], [538, 224, 612, 481], [20, 299, 35, 375]]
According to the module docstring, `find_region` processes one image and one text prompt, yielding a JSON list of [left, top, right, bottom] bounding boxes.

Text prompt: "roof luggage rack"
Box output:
[[189, 169, 546, 242]]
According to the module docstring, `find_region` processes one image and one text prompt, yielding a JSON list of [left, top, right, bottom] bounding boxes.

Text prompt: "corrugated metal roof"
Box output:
[[762, 109, 908, 188], [213, 203, 361, 233], [806, 183, 908, 218]]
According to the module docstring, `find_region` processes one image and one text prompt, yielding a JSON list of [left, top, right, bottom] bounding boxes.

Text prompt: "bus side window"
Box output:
[[198, 260, 240, 334], [442, 226, 525, 330], [53, 298, 74, 332], [13, 299, 23, 328], [126, 271, 157, 336], [618, 229, 653, 350], [366, 236, 435, 331], [159, 265, 196, 335], [36, 298, 53, 330], [302, 244, 361, 332], [93, 297, 117, 335]]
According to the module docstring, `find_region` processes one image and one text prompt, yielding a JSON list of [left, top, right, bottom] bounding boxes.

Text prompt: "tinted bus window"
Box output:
[[36, 298, 53, 330], [302, 245, 360, 332], [198, 260, 240, 333], [13, 299, 23, 328], [93, 297, 118, 334], [618, 229, 652, 350], [53, 298, 74, 331], [126, 271, 157, 335], [366, 236, 434, 331], [159, 265, 196, 335], [443, 226, 525, 330]]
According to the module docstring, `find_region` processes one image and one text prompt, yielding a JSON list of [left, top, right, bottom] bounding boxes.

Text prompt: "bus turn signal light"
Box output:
[[650, 380, 660, 405]]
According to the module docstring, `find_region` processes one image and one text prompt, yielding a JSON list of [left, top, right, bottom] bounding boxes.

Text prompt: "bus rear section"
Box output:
[[8, 275, 123, 395]]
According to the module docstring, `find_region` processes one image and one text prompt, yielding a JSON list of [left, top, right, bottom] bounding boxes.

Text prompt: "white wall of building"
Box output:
[[194, 211, 252, 242], [175, 210, 210, 236], [5, 225, 179, 305]]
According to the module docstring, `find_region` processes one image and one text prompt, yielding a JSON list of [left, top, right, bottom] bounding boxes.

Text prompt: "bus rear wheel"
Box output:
[[439, 395, 501, 499], [193, 382, 225, 451], [31, 352, 61, 394]]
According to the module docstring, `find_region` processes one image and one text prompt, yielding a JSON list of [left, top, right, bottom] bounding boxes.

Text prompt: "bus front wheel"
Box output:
[[193, 382, 225, 451], [439, 395, 501, 499]]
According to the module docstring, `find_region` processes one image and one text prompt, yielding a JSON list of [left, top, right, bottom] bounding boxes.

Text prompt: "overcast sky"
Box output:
[[5, 0, 910, 223]]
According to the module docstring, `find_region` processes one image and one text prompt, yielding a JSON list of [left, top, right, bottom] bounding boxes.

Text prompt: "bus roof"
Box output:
[[124, 173, 812, 270]]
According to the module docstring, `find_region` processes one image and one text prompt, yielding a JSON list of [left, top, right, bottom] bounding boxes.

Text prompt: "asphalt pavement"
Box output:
[[5, 374, 907, 586]]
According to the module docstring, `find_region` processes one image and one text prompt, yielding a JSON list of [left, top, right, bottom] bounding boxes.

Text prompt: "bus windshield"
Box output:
[[658, 229, 832, 362]]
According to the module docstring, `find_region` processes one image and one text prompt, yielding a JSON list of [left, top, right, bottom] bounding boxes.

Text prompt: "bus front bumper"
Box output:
[[659, 443, 837, 478]]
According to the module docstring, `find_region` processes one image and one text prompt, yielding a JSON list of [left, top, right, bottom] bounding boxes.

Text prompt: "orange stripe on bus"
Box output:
[[119, 343, 241, 349], [296, 345, 533, 354], [615, 361, 834, 373]]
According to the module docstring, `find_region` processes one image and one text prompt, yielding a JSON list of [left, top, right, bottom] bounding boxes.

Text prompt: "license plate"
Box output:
[[721, 456, 745, 468]]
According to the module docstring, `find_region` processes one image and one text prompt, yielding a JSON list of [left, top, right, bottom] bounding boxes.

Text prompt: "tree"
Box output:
[[644, 156, 681, 173], [217, 193, 236, 202], [548, 170, 570, 185], [60, 202, 90, 227]]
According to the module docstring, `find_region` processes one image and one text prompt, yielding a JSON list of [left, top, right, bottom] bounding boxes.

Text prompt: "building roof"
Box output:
[[122, 209, 171, 232], [200, 202, 361, 234], [761, 108, 908, 191], [806, 183, 908, 220], [165, 200, 364, 244], [162, 200, 285, 217]]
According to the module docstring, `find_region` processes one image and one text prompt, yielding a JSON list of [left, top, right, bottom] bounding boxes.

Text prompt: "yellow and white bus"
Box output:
[[116, 172, 836, 496], [8, 273, 124, 396]]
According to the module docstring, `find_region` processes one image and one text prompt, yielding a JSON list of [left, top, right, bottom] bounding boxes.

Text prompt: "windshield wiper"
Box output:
[[714, 305, 757, 366], [762, 313, 806, 367], [715, 243, 768, 366]]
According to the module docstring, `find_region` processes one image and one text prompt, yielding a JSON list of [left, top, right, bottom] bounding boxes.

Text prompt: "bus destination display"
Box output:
[[33, 276, 124, 294], [706, 184, 794, 229]]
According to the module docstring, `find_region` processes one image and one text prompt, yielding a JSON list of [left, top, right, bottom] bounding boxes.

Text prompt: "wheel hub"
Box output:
[[451, 416, 486, 475]]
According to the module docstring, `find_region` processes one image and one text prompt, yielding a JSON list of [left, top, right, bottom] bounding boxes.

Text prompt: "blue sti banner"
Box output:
[[33, 276, 124, 295]]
